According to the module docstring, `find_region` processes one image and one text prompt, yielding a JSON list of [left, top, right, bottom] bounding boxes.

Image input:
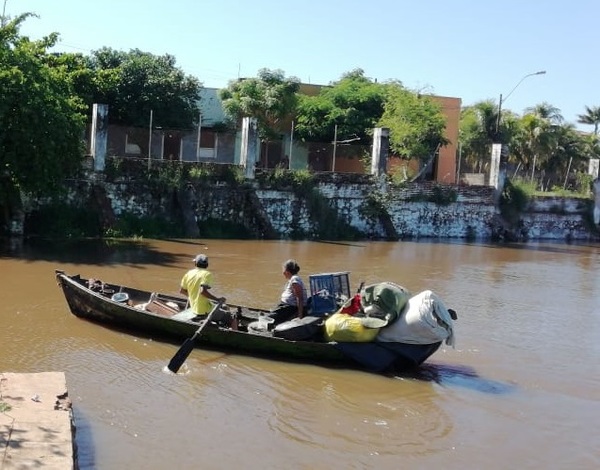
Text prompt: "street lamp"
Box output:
[[495, 70, 546, 138], [489, 70, 546, 192]]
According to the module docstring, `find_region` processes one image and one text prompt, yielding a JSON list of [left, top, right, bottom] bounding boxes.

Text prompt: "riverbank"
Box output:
[[20, 166, 600, 242], [0, 372, 75, 469]]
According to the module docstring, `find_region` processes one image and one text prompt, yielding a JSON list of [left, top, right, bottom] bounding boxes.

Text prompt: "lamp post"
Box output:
[[495, 70, 546, 139], [490, 70, 546, 193]]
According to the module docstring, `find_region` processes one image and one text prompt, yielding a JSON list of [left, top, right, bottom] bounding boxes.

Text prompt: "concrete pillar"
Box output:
[[489, 143, 502, 188], [371, 127, 389, 177], [490, 143, 509, 204], [90, 104, 109, 172], [593, 177, 600, 225], [240, 117, 259, 179], [589, 159, 600, 224], [588, 158, 599, 180]]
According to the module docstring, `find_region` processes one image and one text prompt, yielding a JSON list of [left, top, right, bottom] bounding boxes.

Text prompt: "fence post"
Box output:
[[371, 127, 389, 177], [90, 104, 109, 172], [240, 117, 259, 179]]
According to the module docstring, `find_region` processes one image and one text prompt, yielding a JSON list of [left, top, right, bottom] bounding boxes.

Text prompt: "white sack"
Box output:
[[376, 290, 455, 347]]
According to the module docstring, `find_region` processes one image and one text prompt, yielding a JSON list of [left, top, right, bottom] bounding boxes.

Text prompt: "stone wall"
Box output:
[[32, 170, 598, 242]]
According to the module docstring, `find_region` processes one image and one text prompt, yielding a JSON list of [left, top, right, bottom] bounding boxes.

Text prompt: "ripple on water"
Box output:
[[191, 359, 457, 458]]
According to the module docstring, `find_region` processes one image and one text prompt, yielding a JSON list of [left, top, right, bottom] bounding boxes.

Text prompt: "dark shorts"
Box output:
[[269, 303, 304, 325]]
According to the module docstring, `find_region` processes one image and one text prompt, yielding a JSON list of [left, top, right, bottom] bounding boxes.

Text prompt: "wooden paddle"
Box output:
[[167, 301, 223, 373]]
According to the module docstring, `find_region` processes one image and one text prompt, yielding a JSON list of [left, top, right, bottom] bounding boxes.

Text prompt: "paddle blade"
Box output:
[[166, 301, 222, 373], [167, 338, 196, 373]]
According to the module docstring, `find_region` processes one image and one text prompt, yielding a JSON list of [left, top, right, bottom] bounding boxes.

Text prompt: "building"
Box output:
[[102, 84, 461, 183]]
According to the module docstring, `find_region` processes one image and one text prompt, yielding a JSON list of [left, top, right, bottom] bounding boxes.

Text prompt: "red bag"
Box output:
[[340, 294, 362, 315]]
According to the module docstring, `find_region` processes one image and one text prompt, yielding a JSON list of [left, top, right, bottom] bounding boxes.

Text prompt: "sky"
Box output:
[[8, 0, 599, 131]]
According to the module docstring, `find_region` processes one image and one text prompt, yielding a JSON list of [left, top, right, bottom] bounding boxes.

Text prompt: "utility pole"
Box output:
[[332, 124, 338, 172], [148, 110, 153, 170], [2, 0, 9, 27]]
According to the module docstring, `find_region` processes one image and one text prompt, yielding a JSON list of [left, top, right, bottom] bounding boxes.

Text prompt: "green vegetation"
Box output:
[[459, 101, 600, 193], [104, 212, 186, 239], [25, 202, 103, 239], [499, 179, 529, 225], [405, 184, 458, 205], [256, 168, 314, 192], [294, 69, 449, 164], [1, 14, 86, 234], [302, 188, 363, 240], [360, 191, 390, 218], [0, 401, 11, 413], [2, 13, 598, 241], [256, 168, 363, 240], [63, 47, 202, 129], [379, 84, 449, 161], [24, 202, 187, 239], [577, 105, 600, 135], [220, 68, 300, 140], [295, 69, 385, 144]]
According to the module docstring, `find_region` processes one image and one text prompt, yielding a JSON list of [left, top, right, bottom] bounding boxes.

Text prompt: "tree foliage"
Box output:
[[219, 68, 300, 140], [295, 70, 448, 163], [378, 83, 448, 160], [577, 105, 600, 135], [459, 98, 599, 191], [458, 103, 494, 173], [71, 47, 203, 129], [0, 14, 86, 228], [295, 68, 385, 143], [524, 102, 564, 125]]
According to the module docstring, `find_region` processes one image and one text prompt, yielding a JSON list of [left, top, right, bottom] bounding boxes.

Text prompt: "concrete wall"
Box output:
[[48, 170, 597, 242]]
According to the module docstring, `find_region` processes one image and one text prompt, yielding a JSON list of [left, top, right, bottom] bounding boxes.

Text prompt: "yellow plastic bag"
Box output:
[[324, 313, 380, 342]]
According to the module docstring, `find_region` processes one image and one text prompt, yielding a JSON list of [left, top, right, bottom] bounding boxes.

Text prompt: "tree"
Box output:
[[524, 102, 564, 124], [0, 14, 86, 232], [75, 47, 203, 129], [458, 101, 500, 173], [378, 83, 448, 162], [541, 123, 584, 190], [219, 68, 300, 140], [511, 113, 555, 184], [577, 105, 600, 135], [295, 69, 385, 143]]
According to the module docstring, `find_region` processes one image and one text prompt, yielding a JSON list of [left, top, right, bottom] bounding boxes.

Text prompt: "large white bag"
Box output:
[[376, 290, 455, 347]]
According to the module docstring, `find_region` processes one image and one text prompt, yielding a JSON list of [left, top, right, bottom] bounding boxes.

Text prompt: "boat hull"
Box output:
[[55, 271, 441, 373]]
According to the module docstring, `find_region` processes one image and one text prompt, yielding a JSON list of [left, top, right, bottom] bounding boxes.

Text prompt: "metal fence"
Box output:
[[88, 123, 374, 173]]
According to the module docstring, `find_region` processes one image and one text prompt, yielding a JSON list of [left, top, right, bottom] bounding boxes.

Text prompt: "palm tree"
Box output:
[[458, 101, 499, 173], [524, 102, 564, 124], [577, 105, 600, 135], [514, 114, 554, 185]]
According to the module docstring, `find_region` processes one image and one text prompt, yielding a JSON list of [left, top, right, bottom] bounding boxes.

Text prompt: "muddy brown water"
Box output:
[[1, 238, 598, 469]]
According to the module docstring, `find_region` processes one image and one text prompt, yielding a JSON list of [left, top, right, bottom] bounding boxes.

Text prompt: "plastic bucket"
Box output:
[[111, 292, 130, 303]]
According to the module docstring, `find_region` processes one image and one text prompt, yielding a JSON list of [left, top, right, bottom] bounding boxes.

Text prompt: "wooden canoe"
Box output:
[[55, 270, 442, 374]]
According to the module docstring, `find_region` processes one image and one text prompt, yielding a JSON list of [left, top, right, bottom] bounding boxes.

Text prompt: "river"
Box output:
[[1, 238, 598, 469]]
